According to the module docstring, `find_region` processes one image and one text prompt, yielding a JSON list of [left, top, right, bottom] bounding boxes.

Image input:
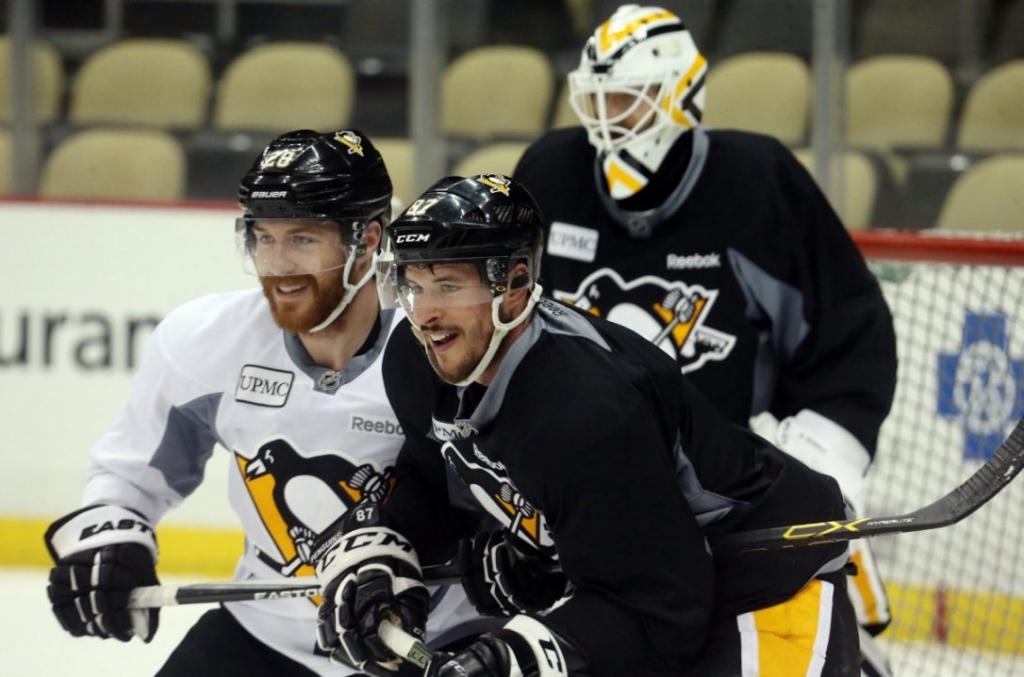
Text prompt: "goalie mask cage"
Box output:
[[854, 230, 1024, 676]]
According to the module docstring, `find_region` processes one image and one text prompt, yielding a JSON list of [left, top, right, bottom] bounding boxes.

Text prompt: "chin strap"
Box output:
[[452, 284, 543, 387], [595, 125, 710, 238], [309, 249, 378, 334]]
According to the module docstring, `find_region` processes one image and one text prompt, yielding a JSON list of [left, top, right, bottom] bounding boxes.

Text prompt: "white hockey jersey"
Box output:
[[80, 288, 477, 675]]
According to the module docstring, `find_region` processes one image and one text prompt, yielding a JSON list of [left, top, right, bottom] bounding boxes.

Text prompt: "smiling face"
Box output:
[[250, 219, 352, 334], [402, 262, 500, 384]]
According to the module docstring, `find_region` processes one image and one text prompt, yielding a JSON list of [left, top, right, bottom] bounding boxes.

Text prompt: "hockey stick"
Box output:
[[709, 416, 1024, 554], [130, 417, 1024, 608], [127, 563, 465, 609]]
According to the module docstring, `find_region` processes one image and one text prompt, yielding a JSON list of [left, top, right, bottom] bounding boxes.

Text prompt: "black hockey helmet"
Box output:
[[238, 129, 392, 245], [378, 173, 544, 298], [237, 129, 393, 332]]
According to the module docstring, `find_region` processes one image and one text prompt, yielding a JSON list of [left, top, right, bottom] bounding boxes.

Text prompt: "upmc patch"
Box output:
[[236, 365, 294, 407]]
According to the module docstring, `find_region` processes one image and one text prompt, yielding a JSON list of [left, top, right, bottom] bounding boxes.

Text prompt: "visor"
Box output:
[[376, 251, 495, 314], [235, 218, 351, 277]]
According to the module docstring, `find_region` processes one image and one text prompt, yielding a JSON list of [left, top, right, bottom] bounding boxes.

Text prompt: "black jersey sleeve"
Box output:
[[494, 337, 715, 673], [381, 318, 478, 564], [761, 139, 897, 453]]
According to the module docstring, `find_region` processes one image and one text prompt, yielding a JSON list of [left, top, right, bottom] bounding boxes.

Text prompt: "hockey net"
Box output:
[[854, 230, 1024, 675]]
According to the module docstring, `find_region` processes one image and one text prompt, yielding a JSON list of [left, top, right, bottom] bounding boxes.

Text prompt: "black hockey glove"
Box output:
[[461, 531, 571, 616], [312, 501, 430, 672], [44, 504, 160, 642], [425, 615, 575, 677]]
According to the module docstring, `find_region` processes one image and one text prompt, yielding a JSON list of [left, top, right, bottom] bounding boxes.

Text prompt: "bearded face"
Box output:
[[260, 266, 350, 334]]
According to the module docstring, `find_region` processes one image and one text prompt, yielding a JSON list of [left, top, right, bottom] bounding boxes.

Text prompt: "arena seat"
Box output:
[[452, 142, 530, 179], [40, 128, 187, 201], [703, 51, 811, 146], [793, 148, 879, 230], [213, 42, 355, 133], [936, 153, 1024, 232], [442, 45, 554, 142], [956, 60, 1024, 152], [68, 39, 211, 129], [0, 35, 65, 124]]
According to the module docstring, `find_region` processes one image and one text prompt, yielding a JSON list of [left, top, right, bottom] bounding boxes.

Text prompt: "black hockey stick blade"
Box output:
[[708, 416, 1024, 555]]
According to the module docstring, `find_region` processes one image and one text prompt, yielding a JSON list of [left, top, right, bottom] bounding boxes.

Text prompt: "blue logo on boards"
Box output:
[[938, 312, 1024, 460]]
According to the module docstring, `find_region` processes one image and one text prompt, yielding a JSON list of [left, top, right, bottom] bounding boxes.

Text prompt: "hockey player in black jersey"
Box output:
[[512, 4, 899, 667], [311, 173, 861, 676]]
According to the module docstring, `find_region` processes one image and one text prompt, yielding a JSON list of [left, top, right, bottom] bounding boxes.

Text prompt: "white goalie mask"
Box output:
[[568, 5, 707, 200]]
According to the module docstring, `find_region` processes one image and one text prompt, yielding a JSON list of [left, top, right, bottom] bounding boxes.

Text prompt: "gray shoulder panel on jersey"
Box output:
[[282, 308, 397, 394], [456, 299, 611, 428], [150, 392, 224, 498], [726, 248, 809, 416], [672, 434, 743, 528]]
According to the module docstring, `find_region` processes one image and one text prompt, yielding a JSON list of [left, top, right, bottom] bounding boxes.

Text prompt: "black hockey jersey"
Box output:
[[382, 301, 849, 676], [513, 127, 897, 454]]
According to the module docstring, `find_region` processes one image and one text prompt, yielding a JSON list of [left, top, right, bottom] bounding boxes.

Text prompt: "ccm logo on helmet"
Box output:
[[251, 190, 288, 199], [396, 233, 431, 244]]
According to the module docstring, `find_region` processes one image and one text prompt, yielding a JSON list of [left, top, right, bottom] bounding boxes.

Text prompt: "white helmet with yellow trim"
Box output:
[[568, 5, 707, 200]]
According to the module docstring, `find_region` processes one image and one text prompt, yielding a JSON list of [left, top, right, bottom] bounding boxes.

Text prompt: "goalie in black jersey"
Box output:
[[512, 4, 898, 673], [311, 173, 861, 676]]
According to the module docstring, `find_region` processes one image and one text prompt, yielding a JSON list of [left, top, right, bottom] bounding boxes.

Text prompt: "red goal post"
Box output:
[[849, 229, 1024, 675]]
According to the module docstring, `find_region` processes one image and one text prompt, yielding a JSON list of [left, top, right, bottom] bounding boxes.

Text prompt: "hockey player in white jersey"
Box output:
[[43, 129, 478, 677]]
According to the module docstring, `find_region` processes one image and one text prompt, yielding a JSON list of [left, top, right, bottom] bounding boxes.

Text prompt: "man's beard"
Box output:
[[261, 269, 347, 334]]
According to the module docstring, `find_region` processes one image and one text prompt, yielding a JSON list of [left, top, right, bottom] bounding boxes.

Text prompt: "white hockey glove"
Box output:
[[462, 531, 571, 616], [312, 502, 429, 672], [425, 615, 575, 677], [44, 504, 160, 642], [749, 409, 871, 516]]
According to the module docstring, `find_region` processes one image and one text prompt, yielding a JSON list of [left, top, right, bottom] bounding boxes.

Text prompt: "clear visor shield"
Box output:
[[568, 72, 666, 153], [376, 252, 496, 315], [235, 218, 355, 277]]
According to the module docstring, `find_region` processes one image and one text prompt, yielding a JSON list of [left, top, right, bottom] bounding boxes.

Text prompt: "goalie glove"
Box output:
[[461, 531, 571, 616], [425, 615, 577, 677], [44, 504, 160, 642], [312, 502, 429, 672], [749, 409, 871, 516]]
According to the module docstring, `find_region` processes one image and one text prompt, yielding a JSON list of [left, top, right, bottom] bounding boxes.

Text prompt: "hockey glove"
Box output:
[[425, 615, 574, 677], [462, 531, 571, 616], [749, 409, 870, 516], [312, 502, 429, 672], [44, 504, 160, 642]]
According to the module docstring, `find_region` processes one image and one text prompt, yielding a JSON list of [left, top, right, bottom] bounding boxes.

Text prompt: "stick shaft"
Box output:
[[130, 417, 1024, 607]]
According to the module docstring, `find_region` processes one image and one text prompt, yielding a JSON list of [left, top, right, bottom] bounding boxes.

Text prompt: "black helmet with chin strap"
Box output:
[[380, 173, 544, 296], [378, 173, 546, 386], [237, 129, 393, 332]]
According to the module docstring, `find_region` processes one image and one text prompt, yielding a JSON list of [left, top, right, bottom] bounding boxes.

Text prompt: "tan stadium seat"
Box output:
[[373, 137, 416, 212], [793, 148, 878, 230], [443, 46, 554, 142], [549, 80, 578, 129], [40, 128, 186, 202], [703, 52, 811, 146], [847, 55, 954, 152], [956, 60, 1024, 152], [936, 154, 1024, 232], [69, 39, 211, 129], [453, 142, 531, 179], [0, 35, 65, 124], [214, 42, 355, 133]]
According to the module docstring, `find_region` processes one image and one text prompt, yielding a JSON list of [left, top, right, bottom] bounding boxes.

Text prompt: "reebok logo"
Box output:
[[350, 415, 403, 436], [666, 253, 721, 270], [547, 222, 599, 263]]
